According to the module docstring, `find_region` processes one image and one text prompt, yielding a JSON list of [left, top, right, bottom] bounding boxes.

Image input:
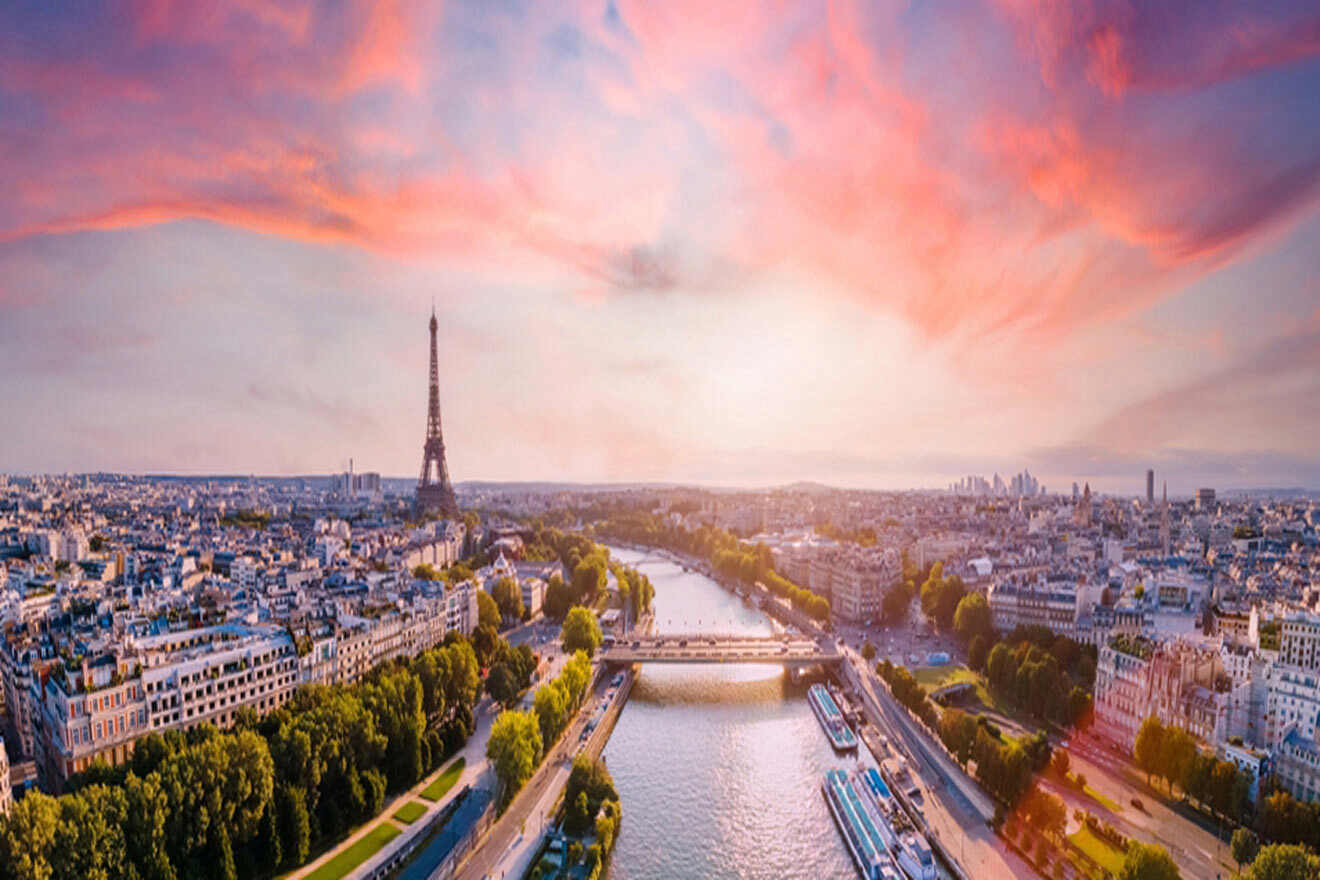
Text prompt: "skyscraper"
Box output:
[[1146, 469, 1154, 504], [416, 307, 459, 517]]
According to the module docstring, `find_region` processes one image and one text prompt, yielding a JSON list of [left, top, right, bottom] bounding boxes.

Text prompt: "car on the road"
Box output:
[[678, 639, 688, 647], [1130, 797, 1144, 811]]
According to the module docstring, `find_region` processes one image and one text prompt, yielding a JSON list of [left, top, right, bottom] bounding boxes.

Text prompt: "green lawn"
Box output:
[[392, 801, 428, 824], [1084, 784, 1123, 813], [1069, 825, 1125, 875], [912, 665, 977, 689], [305, 823, 401, 880], [418, 757, 466, 802], [912, 665, 1000, 708]]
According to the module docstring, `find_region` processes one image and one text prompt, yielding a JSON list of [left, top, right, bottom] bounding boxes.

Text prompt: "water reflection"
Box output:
[[602, 547, 858, 880]]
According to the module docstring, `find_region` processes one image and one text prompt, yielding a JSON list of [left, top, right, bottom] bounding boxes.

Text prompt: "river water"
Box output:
[[602, 546, 861, 880]]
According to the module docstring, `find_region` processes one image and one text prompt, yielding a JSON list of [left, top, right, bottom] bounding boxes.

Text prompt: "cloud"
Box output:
[[993, 0, 1320, 96], [1, 0, 1319, 489], [1085, 324, 1320, 456], [245, 382, 379, 434], [2, 0, 1317, 353]]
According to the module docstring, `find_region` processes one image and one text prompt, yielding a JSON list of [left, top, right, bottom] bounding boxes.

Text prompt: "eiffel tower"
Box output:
[[416, 307, 459, 517]]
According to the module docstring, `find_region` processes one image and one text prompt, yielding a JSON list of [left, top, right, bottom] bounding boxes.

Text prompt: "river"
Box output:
[[601, 546, 861, 879]]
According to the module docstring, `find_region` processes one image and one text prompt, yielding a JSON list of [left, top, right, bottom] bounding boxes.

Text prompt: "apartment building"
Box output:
[[809, 548, 898, 624], [1095, 637, 1154, 750], [0, 638, 42, 760], [987, 572, 1100, 641], [0, 740, 9, 816], [1280, 611, 1320, 671], [1094, 636, 1241, 751], [34, 624, 298, 790], [1274, 729, 1320, 802]]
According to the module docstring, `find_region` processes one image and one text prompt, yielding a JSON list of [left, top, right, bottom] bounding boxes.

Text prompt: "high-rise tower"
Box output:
[[1146, 469, 1154, 504], [416, 308, 459, 517]]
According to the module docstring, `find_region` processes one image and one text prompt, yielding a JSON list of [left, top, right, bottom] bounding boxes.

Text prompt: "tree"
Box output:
[[938, 708, 979, 765], [1240, 844, 1320, 880], [560, 651, 592, 705], [487, 663, 521, 708], [561, 607, 603, 657], [1134, 716, 1165, 783], [491, 577, 524, 622], [486, 710, 543, 803], [571, 554, 608, 605], [953, 593, 993, 644], [1051, 748, 1070, 779], [1118, 842, 1181, 880], [1022, 787, 1066, 839], [1067, 685, 1093, 728], [533, 681, 569, 745], [861, 641, 876, 661], [565, 790, 593, 837], [565, 753, 617, 824], [968, 634, 990, 672], [1232, 828, 1260, 870], [920, 567, 943, 619], [473, 624, 501, 668], [543, 574, 574, 620], [0, 790, 60, 880], [477, 591, 501, 630], [882, 581, 913, 624], [920, 564, 966, 630], [1160, 726, 1196, 793], [277, 785, 310, 868], [987, 642, 1017, 694]]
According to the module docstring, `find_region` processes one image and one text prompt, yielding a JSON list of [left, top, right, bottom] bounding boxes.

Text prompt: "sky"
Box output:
[[1, 0, 1319, 494]]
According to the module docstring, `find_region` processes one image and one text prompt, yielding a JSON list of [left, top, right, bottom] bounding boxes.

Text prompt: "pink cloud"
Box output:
[[1, 0, 1317, 372], [994, 0, 1320, 96]]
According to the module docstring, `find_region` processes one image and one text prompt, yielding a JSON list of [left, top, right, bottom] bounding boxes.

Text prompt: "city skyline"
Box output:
[[2, 1, 1319, 491]]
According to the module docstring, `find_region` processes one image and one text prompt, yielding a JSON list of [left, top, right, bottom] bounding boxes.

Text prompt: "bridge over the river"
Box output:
[[599, 634, 842, 667]]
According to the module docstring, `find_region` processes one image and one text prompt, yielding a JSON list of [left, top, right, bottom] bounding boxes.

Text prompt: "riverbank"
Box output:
[[607, 541, 829, 639], [839, 650, 1036, 880]]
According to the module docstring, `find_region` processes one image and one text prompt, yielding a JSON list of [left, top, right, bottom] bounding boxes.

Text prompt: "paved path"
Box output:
[[480, 668, 635, 880], [1051, 731, 1237, 879], [453, 666, 627, 880]]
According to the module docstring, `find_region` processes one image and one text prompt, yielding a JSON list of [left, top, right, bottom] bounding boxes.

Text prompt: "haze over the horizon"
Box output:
[[2, 1, 1319, 494]]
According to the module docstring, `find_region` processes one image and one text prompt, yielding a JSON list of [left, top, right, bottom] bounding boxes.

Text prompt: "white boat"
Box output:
[[853, 768, 936, 880], [808, 684, 859, 751], [822, 770, 904, 880], [893, 829, 937, 880]]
